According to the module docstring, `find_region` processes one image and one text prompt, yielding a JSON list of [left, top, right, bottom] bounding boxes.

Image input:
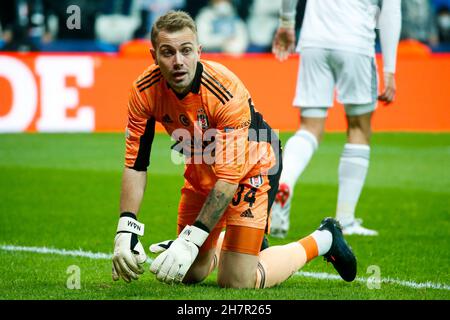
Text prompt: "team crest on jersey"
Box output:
[[249, 175, 263, 188], [179, 114, 190, 127], [197, 108, 209, 130]]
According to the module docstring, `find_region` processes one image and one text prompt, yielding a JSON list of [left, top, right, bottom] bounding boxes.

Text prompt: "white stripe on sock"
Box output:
[[310, 230, 332, 256]]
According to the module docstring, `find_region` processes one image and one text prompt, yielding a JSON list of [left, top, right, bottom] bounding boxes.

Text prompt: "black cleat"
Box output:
[[319, 217, 357, 282]]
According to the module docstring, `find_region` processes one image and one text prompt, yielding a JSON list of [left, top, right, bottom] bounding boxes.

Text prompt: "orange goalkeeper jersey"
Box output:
[[125, 60, 279, 195]]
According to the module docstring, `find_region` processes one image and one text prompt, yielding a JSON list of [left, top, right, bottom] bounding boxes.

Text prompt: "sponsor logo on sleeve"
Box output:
[[162, 114, 173, 123]]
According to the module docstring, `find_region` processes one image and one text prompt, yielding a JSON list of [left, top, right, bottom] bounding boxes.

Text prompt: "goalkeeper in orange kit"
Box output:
[[111, 10, 357, 288]]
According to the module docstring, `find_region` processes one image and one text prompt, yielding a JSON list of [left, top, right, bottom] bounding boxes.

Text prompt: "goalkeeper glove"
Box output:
[[112, 212, 147, 283], [149, 239, 174, 254], [149, 224, 209, 284]]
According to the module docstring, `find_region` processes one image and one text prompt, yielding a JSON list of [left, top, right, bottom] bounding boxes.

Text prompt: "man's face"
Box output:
[[151, 27, 201, 94]]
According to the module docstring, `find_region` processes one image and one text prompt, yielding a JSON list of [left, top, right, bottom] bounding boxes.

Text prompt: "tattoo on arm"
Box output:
[[196, 181, 238, 231]]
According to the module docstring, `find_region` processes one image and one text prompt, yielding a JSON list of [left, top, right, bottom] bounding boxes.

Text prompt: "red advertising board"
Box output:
[[1, 52, 449, 132]]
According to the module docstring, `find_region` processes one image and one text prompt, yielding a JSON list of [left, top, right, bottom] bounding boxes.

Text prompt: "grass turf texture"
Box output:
[[0, 132, 449, 300]]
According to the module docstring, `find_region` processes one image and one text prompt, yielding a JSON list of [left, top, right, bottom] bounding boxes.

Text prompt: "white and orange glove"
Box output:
[[112, 213, 147, 283], [149, 225, 209, 284]]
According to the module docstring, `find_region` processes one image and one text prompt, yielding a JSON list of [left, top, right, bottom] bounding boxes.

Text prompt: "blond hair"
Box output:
[[151, 11, 198, 48]]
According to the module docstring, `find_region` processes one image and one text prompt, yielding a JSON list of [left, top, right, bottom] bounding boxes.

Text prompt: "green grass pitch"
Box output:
[[0, 132, 449, 300]]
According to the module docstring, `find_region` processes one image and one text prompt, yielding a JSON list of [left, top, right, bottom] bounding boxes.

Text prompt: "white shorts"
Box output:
[[293, 48, 379, 112]]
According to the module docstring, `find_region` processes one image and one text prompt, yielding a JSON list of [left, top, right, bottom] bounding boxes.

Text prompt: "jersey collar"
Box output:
[[190, 61, 203, 95]]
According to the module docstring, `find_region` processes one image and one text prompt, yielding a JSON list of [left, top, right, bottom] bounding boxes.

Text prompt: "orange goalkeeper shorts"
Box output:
[[177, 173, 277, 255]]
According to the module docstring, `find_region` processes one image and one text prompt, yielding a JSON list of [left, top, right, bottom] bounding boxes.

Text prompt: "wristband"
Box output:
[[117, 215, 145, 236], [279, 18, 295, 29], [193, 220, 211, 233], [179, 225, 209, 248]]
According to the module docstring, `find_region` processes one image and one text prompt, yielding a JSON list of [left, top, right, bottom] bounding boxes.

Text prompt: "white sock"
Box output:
[[336, 144, 370, 226], [311, 230, 332, 256], [279, 129, 318, 192]]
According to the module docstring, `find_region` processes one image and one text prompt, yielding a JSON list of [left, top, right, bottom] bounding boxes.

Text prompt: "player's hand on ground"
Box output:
[[149, 225, 209, 284], [272, 27, 296, 62], [149, 236, 197, 284], [112, 214, 147, 283], [378, 72, 396, 105]]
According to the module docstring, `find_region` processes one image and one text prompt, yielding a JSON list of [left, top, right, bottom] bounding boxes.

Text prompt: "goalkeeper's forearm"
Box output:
[[120, 167, 147, 216], [194, 180, 238, 232]]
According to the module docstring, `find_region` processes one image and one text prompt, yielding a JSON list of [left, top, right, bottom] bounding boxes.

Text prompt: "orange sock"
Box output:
[[298, 235, 319, 262]]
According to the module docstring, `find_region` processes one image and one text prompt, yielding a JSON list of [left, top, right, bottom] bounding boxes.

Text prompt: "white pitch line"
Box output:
[[296, 271, 450, 291], [0, 244, 112, 260], [1, 244, 449, 291]]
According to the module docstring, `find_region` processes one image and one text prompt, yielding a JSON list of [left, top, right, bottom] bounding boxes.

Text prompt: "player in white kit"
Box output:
[[270, 0, 401, 238]]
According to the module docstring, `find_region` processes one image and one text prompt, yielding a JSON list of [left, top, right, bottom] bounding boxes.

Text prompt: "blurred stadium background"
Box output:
[[1, 0, 450, 133], [0, 0, 449, 300], [1, 0, 450, 54]]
